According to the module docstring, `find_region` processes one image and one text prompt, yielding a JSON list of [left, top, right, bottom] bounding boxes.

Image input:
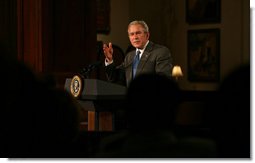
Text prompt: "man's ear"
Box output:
[[146, 32, 150, 39]]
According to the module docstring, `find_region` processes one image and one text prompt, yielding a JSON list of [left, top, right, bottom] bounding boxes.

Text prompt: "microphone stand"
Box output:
[[80, 61, 102, 79]]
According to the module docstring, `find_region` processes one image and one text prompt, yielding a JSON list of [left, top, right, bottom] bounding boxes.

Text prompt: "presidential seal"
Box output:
[[70, 75, 83, 98]]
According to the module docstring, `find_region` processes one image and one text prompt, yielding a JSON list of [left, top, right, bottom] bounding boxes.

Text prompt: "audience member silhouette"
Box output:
[[126, 74, 180, 132], [95, 74, 217, 158], [1, 46, 83, 157], [204, 63, 250, 158]]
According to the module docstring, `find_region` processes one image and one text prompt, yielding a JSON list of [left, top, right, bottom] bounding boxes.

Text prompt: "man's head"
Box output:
[[127, 20, 150, 49], [126, 74, 181, 131]]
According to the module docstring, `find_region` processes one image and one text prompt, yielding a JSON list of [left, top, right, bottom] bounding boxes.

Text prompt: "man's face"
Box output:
[[128, 24, 149, 49]]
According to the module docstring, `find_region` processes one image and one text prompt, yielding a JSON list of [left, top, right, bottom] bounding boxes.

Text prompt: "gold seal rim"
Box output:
[[70, 75, 83, 98]]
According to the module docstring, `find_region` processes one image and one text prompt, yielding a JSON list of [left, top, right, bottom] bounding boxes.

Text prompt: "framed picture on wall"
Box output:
[[186, 0, 221, 24], [187, 29, 220, 82]]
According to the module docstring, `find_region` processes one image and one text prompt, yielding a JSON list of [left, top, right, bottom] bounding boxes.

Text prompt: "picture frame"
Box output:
[[187, 29, 220, 82], [186, 0, 221, 24]]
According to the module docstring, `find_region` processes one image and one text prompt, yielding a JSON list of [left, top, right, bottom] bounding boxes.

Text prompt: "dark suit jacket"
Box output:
[[105, 41, 173, 86]]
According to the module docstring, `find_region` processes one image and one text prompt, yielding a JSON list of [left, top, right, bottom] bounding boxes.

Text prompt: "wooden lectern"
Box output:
[[64, 78, 126, 131]]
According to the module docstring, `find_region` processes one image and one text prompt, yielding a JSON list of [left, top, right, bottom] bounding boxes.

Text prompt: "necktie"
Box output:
[[132, 50, 141, 79]]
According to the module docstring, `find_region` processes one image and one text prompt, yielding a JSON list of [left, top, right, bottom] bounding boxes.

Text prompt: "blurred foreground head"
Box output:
[[126, 74, 181, 131]]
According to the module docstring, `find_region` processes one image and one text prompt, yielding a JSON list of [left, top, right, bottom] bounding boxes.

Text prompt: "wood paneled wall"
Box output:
[[16, 0, 97, 88], [0, 0, 17, 58]]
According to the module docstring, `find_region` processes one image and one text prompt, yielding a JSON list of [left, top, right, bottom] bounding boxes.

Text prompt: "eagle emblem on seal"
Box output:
[[70, 75, 83, 98]]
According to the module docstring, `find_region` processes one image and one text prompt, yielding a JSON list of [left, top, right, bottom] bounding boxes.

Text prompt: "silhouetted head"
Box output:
[[126, 74, 181, 131], [1, 45, 81, 157], [205, 63, 250, 158]]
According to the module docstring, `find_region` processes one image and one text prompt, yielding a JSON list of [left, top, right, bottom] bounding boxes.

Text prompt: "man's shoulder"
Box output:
[[146, 42, 170, 55], [148, 41, 168, 50]]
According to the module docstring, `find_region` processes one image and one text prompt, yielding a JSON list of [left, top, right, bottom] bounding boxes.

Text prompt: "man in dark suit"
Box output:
[[103, 20, 173, 86]]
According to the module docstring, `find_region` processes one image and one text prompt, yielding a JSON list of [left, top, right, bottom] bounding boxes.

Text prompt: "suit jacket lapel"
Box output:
[[136, 42, 154, 74], [125, 51, 136, 84], [136, 51, 149, 74]]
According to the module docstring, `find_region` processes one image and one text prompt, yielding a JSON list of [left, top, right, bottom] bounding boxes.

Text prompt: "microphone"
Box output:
[[80, 61, 102, 78], [88, 61, 102, 69]]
